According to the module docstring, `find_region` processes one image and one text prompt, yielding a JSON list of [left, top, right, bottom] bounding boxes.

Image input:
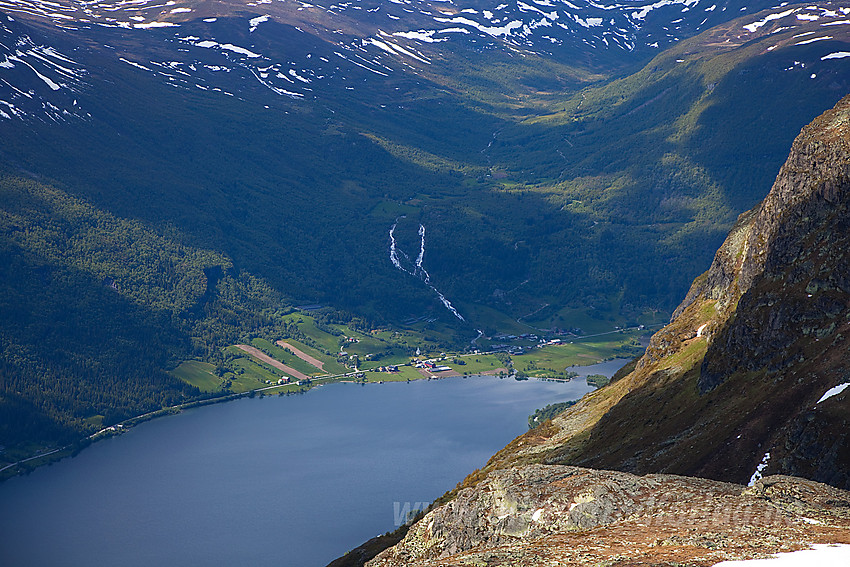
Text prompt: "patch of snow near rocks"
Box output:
[[711, 544, 850, 566], [748, 452, 770, 486], [816, 382, 850, 404]]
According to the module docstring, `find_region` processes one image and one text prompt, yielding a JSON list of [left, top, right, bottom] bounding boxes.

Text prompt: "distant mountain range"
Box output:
[[2, 0, 844, 115]]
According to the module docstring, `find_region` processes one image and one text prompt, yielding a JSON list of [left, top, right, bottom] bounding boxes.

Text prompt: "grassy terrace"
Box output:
[[171, 312, 649, 393]]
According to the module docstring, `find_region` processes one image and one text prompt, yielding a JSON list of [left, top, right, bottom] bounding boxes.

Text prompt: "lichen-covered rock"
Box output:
[[368, 466, 850, 567]]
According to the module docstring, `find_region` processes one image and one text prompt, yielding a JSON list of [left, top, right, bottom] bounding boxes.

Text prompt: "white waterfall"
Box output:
[[388, 218, 465, 322]]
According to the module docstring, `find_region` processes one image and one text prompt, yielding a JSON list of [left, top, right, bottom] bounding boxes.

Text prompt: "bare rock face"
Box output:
[[530, 94, 850, 489], [369, 465, 850, 567], [699, 98, 850, 393]]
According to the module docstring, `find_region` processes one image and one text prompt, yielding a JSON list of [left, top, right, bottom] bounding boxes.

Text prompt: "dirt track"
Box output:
[[276, 340, 325, 371], [235, 345, 311, 381]]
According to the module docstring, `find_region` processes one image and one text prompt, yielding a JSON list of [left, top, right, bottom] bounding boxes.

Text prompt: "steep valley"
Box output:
[[2, 2, 850, 555]]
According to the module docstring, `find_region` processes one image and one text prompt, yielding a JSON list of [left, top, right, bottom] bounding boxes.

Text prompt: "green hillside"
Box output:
[[1, 4, 850, 458]]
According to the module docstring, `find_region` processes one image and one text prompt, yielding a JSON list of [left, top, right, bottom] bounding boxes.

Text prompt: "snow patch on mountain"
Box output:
[[0, 14, 87, 121], [0, 0, 779, 57], [748, 451, 771, 486], [392, 29, 451, 42], [133, 21, 178, 28], [249, 14, 269, 32], [711, 544, 850, 566], [3, 0, 849, 109], [794, 35, 831, 45]]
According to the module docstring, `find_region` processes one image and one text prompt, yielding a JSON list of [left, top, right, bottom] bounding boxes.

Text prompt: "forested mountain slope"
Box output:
[[3, 2, 849, 322], [0, 172, 293, 447], [2, 1, 850, 457]]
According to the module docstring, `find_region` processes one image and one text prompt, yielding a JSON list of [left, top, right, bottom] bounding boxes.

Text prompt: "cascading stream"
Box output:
[[389, 216, 409, 274], [415, 224, 427, 281], [388, 218, 465, 321]]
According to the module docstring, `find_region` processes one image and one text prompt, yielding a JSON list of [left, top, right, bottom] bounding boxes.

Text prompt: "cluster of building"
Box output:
[[415, 361, 452, 372], [492, 333, 539, 341]]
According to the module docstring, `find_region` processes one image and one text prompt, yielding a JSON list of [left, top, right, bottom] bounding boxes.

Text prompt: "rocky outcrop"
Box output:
[[369, 466, 850, 566], [699, 98, 850, 392], [539, 94, 850, 488]]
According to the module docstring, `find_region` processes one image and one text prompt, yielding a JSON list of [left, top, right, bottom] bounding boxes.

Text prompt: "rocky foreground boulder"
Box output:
[[369, 465, 850, 566]]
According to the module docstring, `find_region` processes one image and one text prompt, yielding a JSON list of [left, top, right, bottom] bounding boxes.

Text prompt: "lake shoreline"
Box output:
[[0, 357, 632, 483], [0, 374, 605, 567]]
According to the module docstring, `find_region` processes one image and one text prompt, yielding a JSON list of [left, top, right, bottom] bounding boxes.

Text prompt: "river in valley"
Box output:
[[0, 361, 628, 567]]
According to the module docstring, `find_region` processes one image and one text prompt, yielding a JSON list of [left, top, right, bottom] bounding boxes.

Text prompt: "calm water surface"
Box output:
[[0, 365, 624, 567]]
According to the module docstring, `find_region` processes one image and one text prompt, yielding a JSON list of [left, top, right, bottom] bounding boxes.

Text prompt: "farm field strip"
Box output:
[[235, 345, 312, 381], [276, 340, 326, 371]]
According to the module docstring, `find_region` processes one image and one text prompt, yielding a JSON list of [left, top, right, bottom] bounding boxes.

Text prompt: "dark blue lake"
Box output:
[[0, 366, 621, 566]]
